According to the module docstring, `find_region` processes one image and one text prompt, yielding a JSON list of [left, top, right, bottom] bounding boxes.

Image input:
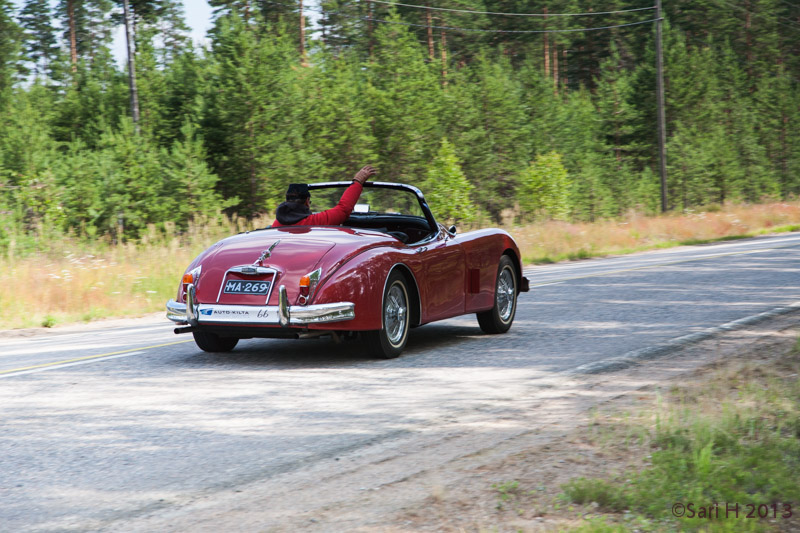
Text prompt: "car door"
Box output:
[[415, 227, 465, 323]]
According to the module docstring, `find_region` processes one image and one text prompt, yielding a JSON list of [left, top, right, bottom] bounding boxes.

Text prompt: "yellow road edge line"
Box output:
[[528, 242, 800, 287], [0, 339, 193, 375]]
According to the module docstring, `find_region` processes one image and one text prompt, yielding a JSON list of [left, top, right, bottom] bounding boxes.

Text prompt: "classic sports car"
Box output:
[[166, 182, 530, 358]]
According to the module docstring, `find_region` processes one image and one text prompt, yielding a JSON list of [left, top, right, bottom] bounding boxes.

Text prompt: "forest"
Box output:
[[0, 0, 798, 252]]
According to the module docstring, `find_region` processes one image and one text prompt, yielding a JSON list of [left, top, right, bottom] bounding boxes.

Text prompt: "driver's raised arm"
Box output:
[[272, 166, 377, 227]]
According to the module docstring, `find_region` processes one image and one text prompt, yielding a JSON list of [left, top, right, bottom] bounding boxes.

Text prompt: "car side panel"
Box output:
[[456, 229, 523, 313], [413, 231, 466, 323], [310, 250, 416, 331]]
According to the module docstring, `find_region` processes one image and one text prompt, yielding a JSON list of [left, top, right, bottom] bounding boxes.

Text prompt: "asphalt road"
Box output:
[[1, 233, 799, 532]]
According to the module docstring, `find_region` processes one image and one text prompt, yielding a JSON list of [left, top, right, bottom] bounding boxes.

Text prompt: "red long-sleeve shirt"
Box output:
[[271, 182, 363, 227]]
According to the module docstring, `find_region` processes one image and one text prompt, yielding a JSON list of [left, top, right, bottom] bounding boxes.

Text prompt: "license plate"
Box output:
[[223, 280, 271, 295]]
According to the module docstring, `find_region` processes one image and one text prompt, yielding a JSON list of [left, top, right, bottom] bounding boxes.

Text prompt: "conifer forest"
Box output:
[[1, 0, 799, 249]]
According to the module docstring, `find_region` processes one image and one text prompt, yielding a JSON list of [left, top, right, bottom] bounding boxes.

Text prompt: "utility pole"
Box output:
[[655, 0, 668, 212], [543, 6, 549, 78], [122, 0, 140, 134]]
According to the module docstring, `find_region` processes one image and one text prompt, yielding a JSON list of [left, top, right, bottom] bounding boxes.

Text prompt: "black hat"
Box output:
[[285, 183, 310, 200]]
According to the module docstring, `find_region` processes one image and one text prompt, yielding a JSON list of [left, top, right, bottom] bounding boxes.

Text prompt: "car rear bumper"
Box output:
[[167, 284, 355, 327]]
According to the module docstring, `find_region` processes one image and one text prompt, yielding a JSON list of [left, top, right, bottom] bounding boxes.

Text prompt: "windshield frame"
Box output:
[[307, 181, 438, 233]]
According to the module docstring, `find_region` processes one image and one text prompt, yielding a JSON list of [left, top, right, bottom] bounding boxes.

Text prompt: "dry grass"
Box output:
[[508, 201, 800, 264], [0, 215, 273, 329], [3, 201, 800, 330]]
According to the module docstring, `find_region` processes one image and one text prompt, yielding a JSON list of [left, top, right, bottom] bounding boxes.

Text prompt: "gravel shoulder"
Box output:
[[102, 314, 800, 532]]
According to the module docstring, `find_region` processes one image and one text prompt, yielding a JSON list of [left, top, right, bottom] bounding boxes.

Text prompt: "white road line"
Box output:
[[0, 351, 145, 379], [523, 241, 800, 281]]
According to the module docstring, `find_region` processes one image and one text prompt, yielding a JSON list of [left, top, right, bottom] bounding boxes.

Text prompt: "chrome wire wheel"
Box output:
[[384, 282, 408, 347], [496, 266, 516, 323], [365, 270, 411, 359], [477, 255, 518, 334]]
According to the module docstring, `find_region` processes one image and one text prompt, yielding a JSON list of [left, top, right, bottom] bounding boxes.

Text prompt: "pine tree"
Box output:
[[163, 120, 231, 226], [518, 151, 571, 221], [204, 12, 309, 217], [423, 138, 476, 224], [365, 14, 444, 183], [18, 0, 60, 78], [0, 0, 22, 98], [299, 48, 378, 183], [444, 53, 531, 218], [0, 86, 66, 233], [57, 0, 114, 70]]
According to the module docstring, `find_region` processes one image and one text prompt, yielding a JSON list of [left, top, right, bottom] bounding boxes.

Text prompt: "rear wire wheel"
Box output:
[[477, 255, 518, 334], [192, 330, 239, 353], [365, 271, 410, 359]]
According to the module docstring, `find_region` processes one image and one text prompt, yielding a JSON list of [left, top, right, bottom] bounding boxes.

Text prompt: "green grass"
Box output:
[[559, 341, 800, 532]]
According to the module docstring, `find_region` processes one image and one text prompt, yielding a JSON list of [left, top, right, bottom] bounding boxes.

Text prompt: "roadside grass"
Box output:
[[2, 200, 800, 330], [556, 335, 800, 532], [0, 215, 273, 329], [511, 201, 800, 264]]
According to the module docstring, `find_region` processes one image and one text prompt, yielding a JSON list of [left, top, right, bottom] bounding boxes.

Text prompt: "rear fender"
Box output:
[[458, 229, 524, 313], [311, 252, 399, 331]]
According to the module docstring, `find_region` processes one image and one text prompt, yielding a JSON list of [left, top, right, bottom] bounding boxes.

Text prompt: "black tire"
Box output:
[[192, 330, 239, 353], [364, 270, 410, 359], [477, 255, 518, 334]]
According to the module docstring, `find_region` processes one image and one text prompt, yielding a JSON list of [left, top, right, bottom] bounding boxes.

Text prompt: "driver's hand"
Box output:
[[353, 165, 377, 185]]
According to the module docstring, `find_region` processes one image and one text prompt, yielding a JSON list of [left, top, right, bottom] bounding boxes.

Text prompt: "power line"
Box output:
[[276, 2, 661, 34], [366, 0, 657, 18], [362, 15, 662, 33], [710, 0, 800, 31]]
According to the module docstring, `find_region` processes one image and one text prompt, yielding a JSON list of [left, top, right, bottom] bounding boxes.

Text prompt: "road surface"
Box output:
[[1, 232, 799, 531]]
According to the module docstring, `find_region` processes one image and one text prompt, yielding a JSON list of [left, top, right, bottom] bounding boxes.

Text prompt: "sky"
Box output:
[[11, 0, 215, 67], [111, 0, 215, 64]]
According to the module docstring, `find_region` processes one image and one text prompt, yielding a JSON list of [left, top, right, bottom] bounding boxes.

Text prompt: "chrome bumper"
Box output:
[[166, 284, 355, 327]]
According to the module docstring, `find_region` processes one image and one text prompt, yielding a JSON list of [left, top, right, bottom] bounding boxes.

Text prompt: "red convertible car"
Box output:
[[166, 182, 529, 358]]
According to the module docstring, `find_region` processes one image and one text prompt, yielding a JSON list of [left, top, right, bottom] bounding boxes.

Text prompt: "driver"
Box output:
[[272, 165, 377, 227]]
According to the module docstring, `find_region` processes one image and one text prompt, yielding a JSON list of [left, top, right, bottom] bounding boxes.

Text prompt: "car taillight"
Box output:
[[181, 266, 202, 297], [298, 268, 321, 305], [299, 275, 311, 297]]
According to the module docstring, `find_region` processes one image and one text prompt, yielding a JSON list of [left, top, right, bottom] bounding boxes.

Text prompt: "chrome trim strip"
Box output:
[[305, 267, 322, 303], [166, 299, 188, 323], [229, 265, 274, 275], [166, 298, 354, 326], [186, 284, 198, 326], [289, 302, 355, 323], [278, 285, 290, 327], [216, 266, 278, 303]]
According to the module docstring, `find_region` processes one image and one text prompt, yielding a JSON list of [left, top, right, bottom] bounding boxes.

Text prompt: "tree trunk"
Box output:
[[440, 25, 448, 87], [553, 44, 559, 94], [299, 0, 308, 66], [68, 0, 77, 75], [122, 0, 140, 133], [745, 0, 754, 91], [367, 0, 374, 57]]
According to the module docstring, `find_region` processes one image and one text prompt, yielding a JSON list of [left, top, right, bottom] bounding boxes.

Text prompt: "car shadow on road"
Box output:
[[175, 322, 487, 370]]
